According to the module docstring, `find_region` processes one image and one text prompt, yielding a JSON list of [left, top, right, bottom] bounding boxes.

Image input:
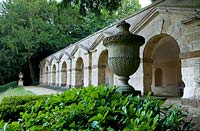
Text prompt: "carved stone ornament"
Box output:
[[18, 72, 24, 86], [103, 20, 145, 95]]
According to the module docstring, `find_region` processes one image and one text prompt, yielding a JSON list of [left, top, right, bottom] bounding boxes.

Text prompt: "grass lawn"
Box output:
[[0, 87, 35, 101]]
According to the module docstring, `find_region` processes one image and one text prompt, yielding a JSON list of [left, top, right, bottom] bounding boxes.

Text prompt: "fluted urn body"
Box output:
[[103, 21, 145, 94]]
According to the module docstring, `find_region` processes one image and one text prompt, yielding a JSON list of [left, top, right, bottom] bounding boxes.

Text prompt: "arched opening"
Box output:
[[75, 57, 84, 87], [52, 64, 56, 85], [98, 50, 114, 86], [143, 34, 184, 97], [45, 67, 49, 85], [61, 62, 67, 87]]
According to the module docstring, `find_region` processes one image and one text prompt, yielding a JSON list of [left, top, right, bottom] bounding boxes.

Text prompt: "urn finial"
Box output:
[[116, 20, 131, 34]]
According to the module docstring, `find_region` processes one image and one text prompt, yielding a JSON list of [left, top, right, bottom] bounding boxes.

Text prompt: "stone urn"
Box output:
[[103, 21, 145, 95], [18, 72, 24, 86]]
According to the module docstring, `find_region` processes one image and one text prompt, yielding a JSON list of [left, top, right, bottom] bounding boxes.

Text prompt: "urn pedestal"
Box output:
[[18, 72, 24, 86], [103, 21, 145, 95]]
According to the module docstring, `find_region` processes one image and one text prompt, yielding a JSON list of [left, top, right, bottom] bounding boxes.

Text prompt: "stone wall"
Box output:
[[39, 1, 200, 100]]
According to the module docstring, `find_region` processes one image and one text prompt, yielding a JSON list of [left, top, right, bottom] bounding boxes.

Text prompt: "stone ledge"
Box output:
[[180, 50, 200, 59], [182, 98, 200, 108]]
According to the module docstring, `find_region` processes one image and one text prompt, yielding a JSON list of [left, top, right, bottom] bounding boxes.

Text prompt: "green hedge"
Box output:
[[0, 86, 195, 130], [0, 81, 17, 92], [0, 95, 50, 122]]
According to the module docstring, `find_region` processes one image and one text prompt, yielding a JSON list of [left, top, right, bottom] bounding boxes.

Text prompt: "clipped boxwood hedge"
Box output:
[[0, 86, 195, 131], [0, 81, 17, 92], [0, 95, 50, 122]]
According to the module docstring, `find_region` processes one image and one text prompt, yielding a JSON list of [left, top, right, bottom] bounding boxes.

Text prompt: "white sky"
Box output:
[[139, 0, 152, 7]]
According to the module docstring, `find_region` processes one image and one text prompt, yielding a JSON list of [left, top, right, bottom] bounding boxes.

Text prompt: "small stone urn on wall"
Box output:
[[103, 21, 145, 95], [18, 72, 24, 86]]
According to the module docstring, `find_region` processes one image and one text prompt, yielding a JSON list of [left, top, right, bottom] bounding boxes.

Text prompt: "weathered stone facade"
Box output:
[[39, 0, 200, 101]]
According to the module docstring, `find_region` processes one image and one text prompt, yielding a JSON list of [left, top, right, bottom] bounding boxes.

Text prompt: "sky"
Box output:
[[139, 0, 152, 7], [0, 0, 152, 8]]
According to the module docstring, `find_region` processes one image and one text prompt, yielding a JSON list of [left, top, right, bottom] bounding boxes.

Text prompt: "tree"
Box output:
[[0, 0, 68, 84], [60, 0, 122, 16], [0, 0, 141, 85]]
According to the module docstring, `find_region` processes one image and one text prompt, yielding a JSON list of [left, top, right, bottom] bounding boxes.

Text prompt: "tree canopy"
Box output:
[[0, 0, 141, 85]]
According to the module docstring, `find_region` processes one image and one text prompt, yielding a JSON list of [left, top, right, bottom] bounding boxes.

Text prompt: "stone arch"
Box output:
[[52, 64, 56, 85], [50, 56, 59, 65], [75, 57, 84, 87], [58, 52, 70, 61], [45, 66, 49, 84], [98, 50, 114, 86], [45, 60, 50, 66], [143, 34, 184, 96], [58, 53, 64, 61], [61, 62, 67, 87]]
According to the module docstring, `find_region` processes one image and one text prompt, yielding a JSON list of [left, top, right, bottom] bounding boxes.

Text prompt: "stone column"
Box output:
[[83, 53, 91, 87], [39, 68, 42, 85], [91, 65, 98, 86], [71, 58, 76, 87], [46, 65, 51, 85], [67, 59, 72, 88], [181, 56, 200, 108], [42, 67, 45, 85], [41, 68, 44, 85], [56, 62, 59, 86], [142, 58, 153, 95], [194, 57, 200, 99], [129, 62, 144, 95], [181, 58, 196, 99], [50, 64, 53, 85], [58, 68, 62, 87]]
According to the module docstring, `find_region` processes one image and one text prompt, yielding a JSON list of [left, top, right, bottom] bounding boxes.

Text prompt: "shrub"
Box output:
[[0, 81, 17, 92], [0, 86, 195, 130], [0, 95, 50, 122], [20, 86, 194, 131], [0, 121, 22, 131]]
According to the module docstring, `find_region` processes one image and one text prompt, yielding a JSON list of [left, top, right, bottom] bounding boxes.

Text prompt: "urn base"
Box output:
[[18, 80, 24, 86], [116, 76, 141, 96]]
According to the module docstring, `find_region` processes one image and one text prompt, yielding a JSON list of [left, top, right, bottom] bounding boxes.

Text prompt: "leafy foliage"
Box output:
[[0, 0, 141, 85], [0, 0, 67, 84], [0, 86, 195, 130], [0, 95, 50, 122], [0, 81, 17, 92], [60, 0, 122, 16]]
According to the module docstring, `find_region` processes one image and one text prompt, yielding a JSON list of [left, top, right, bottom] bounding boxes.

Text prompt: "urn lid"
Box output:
[[103, 21, 145, 46], [116, 21, 131, 34]]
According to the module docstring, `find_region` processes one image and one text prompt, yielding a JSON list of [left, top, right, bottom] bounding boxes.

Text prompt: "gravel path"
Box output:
[[24, 86, 62, 95]]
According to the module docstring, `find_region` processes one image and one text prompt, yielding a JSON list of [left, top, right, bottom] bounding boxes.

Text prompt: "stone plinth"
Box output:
[[18, 80, 24, 86]]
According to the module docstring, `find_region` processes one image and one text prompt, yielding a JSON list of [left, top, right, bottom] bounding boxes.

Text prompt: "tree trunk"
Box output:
[[0, 72, 5, 85], [28, 59, 36, 84]]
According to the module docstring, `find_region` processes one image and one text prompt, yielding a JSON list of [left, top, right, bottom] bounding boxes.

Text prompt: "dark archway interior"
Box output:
[[75, 57, 84, 87], [143, 34, 184, 97], [98, 50, 114, 86]]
